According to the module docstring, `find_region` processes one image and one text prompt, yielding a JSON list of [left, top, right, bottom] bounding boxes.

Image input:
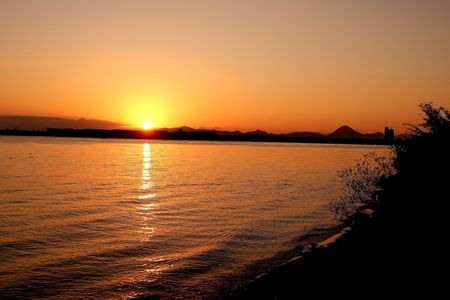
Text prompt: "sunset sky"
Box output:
[[1, 0, 449, 133]]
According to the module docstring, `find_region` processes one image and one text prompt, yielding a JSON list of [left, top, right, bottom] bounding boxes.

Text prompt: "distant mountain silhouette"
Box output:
[[0, 115, 393, 141], [216, 130, 243, 136], [0, 116, 127, 130], [328, 125, 385, 140], [244, 130, 271, 136], [157, 126, 197, 132], [175, 128, 270, 136], [328, 125, 363, 139]]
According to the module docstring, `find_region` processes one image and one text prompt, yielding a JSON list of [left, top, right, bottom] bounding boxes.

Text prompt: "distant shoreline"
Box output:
[[0, 128, 397, 146]]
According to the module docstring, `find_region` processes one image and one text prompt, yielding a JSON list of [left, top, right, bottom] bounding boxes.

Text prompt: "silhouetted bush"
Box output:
[[333, 102, 450, 222], [331, 153, 395, 220], [384, 103, 449, 221]]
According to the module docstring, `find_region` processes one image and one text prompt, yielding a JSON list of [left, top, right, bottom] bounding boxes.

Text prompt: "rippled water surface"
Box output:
[[0, 136, 388, 299]]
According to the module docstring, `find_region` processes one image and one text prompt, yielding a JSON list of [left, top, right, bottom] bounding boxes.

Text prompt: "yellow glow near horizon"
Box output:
[[143, 121, 153, 130], [124, 95, 170, 130]]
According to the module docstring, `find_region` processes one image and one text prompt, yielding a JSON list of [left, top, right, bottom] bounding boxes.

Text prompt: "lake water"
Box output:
[[0, 136, 388, 299]]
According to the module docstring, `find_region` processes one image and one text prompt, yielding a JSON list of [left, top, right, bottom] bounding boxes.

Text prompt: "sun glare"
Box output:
[[143, 121, 153, 130]]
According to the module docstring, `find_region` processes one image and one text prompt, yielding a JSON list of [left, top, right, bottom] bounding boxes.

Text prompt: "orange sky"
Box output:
[[1, 0, 449, 134]]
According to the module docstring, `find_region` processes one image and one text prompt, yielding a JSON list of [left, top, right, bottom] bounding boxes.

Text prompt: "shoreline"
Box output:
[[250, 225, 348, 279], [204, 223, 346, 300], [222, 211, 377, 299], [0, 131, 395, 146]]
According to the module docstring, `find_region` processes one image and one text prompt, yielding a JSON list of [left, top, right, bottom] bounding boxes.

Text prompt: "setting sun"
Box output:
[[143, 121, 153, 130]]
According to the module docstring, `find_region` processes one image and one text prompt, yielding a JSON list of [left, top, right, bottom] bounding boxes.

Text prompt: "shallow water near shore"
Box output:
[[0, 136, 388, 299]]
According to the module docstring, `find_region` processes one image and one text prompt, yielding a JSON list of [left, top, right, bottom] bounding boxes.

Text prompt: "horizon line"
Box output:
[[0, 114, 404, 135]]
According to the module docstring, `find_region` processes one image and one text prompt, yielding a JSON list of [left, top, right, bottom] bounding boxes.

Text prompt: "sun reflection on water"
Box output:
[[138, 143, 156, 242]]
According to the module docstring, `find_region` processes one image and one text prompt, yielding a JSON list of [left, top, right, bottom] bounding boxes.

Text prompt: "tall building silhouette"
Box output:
[[384, 127, 394, 142]]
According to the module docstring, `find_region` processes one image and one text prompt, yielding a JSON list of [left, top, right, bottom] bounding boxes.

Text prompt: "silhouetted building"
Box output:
[[384, 127, 394, 142]]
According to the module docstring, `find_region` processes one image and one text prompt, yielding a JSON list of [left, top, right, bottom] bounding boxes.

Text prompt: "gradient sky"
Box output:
[[1, 0, 449, 133]]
